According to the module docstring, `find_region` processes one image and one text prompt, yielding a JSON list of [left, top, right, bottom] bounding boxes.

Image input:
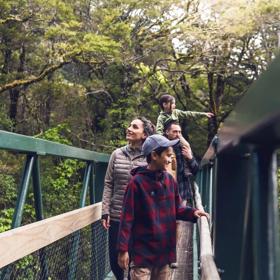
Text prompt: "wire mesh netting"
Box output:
[[0, 221, 110, 280]]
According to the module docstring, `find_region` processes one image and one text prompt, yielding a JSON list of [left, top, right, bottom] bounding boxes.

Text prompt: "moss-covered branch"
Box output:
[[0, 61, 70, 94]]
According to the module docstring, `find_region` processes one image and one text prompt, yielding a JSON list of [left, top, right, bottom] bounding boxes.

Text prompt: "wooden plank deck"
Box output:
[[171, 221, 194, 280]]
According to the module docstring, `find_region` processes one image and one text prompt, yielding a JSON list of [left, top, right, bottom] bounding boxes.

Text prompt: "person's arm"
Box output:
[[156, 113, 165, 134], [181, 145, 199, 176], [117, 179, 136, 265], [101, 150, 117, 230], [176, 109, 214, 119]]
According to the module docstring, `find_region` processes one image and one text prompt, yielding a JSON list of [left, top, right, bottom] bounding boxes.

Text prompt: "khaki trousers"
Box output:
[[130, 263, 171, 280]]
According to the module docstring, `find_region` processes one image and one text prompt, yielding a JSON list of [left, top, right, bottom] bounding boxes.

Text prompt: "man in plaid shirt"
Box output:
[[117, 134, 208, 279]]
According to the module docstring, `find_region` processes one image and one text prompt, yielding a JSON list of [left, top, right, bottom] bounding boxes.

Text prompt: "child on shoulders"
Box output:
[[156, 94, 214, 135]]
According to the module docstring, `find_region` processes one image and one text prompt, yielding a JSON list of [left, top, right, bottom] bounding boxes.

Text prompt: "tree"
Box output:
[[0, 0, 279, 155]]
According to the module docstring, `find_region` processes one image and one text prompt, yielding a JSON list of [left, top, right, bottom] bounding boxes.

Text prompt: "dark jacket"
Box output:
[[173, 142, 199, 201]]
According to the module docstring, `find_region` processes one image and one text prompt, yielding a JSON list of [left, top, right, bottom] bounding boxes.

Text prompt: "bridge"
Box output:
[[0, 55, 279, 280]]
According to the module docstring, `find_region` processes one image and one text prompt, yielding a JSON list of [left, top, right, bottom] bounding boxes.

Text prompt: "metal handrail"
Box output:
[[0, 130, 109, 162], [193, 182, 220, 280]]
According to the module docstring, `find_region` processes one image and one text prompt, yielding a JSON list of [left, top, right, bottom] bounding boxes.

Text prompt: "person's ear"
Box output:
[[142, 132, 147, 141], [151, 151, 158, 160]]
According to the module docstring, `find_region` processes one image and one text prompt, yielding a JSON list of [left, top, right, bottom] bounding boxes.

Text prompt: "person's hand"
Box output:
[[101, 214, 110, 230], [181, 145, 193, 160], [194, 210, 209, 219], [205, 112, 214, 118], [118, 251, 129, 270]]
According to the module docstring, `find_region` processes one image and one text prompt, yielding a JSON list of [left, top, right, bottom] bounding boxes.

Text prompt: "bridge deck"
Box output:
[[171, 221, 193, 280]]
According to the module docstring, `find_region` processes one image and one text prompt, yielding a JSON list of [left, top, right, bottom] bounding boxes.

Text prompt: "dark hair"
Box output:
[[146, 146, 167, 163], [163, 120, 180, 135], [136, 116, 156, 137], [158, 94, 175, 110]]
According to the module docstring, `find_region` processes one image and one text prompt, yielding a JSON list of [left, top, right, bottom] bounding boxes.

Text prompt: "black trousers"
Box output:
[[109, 220, 124, 280]]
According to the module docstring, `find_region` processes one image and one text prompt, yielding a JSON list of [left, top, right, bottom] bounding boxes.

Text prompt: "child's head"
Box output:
[[142, 134, 179, 170], [159, 94, 176, 113]]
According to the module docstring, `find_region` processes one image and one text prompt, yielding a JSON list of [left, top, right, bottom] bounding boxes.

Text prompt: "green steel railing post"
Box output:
[[208, 166, 213, 218], [89, 162, 96, 204], [199, 171, 204, 200], [204, 167, 210, 212], [249, 149, 279, 280], [32, 156, 49, 279], [94, 162, 107, 203], [0, 155, 35, 280], [80, 163, 92, 207], [238, 153, 254, 280], [201, 169, 208, 210], [12, 154, 35, 228], [68, 162, 92, 280], [211, 157, 218, 254], [32, 156, 44, 220]]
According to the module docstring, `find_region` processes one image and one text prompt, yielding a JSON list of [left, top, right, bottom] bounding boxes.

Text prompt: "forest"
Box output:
[[0, 0, 279, 230]]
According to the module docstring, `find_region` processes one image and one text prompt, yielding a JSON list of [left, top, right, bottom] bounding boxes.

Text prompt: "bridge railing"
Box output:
[[0, 130, 110, 279], [197, 55, 280, 280], [193, 179, 220, 280]]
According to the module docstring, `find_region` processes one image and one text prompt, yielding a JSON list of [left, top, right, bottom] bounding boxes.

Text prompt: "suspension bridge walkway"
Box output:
[[0, 55, 279, 280]]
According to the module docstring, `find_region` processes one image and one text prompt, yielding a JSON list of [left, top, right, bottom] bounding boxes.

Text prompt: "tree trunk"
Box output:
[[8, 44, 26, 130], [44, 74, 53, 127], [9, 88, 20, 129], [207, 72, 221, 145]]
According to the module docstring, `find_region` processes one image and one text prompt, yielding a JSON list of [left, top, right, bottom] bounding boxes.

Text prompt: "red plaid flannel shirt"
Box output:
[[117, 166, 197, 267]]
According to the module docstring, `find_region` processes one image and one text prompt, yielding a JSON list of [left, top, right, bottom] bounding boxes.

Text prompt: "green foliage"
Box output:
[[0, 174, 17, 232], [0, 105, 13, 130], [36, 124, 85, 215], [43, 158, 84, 216], [37, 124, 72, 145], [0, 172, 36, 232], [0, 208, 14, 233]]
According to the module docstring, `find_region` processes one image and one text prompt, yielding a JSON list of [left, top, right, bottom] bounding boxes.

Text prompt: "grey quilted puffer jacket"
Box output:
[[101, 145, 147, 222]]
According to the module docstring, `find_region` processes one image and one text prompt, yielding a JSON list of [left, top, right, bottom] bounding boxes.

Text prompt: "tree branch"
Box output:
[[0, 60, 71, 94]]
